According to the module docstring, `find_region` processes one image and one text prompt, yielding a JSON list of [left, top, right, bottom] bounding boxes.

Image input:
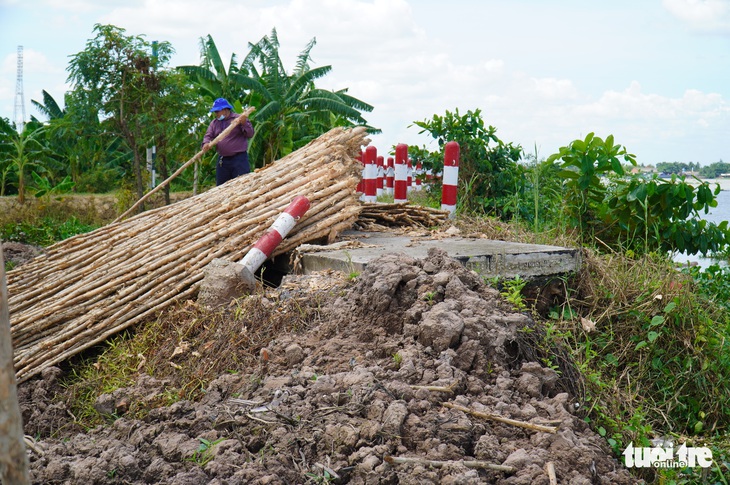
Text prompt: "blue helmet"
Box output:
[[210, 98, 234, 112]]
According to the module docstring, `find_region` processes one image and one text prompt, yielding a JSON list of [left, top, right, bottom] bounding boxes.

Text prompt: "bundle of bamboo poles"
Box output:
[[7, 126, 369, 383], [356, 202, 450, 229]]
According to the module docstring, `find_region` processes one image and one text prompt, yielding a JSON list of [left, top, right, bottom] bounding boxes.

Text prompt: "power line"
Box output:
[[14, 45, 26, 133]]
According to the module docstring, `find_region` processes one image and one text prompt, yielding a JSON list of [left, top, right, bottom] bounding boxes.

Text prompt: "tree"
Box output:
[[0, 121, 48, 204], [177, 35, 248, 102], [67, 24, 177, 207], [233, 28, 376, 166], [547, 133, 730, 255], [413, 108, 522, 216]]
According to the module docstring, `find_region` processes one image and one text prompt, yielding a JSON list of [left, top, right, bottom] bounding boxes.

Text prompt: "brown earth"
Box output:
[[17, 248, 640, 484]]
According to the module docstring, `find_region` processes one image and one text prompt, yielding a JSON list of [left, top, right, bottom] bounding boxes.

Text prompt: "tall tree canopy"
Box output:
[[67, 24, 198, 206], [181, 29, 378, 168]]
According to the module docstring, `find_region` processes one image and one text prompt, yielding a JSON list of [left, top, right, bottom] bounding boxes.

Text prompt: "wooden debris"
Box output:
[[443, 402, 559, 434], [546, 461, 558, 484], [7, 126, 369, 383], [355, 202, 449, 230], [383, 455, 516, 473], [409, 383, 456, 393]]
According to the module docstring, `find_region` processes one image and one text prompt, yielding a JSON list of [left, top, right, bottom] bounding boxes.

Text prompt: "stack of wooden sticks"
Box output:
[[7, 126, 369, 383]]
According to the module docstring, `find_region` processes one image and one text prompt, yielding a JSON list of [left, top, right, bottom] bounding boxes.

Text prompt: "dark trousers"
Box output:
[[216, 151, 250, 186]]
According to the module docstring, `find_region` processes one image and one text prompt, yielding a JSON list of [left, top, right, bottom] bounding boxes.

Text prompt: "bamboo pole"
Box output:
[[0, 243, 30, 484], [443, 403, 559, 434]]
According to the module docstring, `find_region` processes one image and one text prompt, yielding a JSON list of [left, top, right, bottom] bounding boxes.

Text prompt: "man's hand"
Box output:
[[202, 142, 211, 152]]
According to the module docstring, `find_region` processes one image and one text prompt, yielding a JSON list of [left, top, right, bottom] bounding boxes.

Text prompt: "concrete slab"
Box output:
[[298, 231, 581, 280]]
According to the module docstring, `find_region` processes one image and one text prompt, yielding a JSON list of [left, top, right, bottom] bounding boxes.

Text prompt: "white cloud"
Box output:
[[663, 0, 730, 33]]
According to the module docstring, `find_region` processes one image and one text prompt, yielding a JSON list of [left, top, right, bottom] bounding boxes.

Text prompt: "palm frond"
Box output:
[[285, 66, 333, 100], [230, 74, 273, 103], [31, 90, 65, 120], [202, 35, 227, 78], [334, 89, 374, 112], [298, 96, 361, 120], [253, 100, 282, 121], [294, 37, 317, 75]]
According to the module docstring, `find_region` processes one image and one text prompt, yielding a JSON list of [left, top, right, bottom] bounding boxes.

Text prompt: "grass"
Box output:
[[59, 293, 324, 432]]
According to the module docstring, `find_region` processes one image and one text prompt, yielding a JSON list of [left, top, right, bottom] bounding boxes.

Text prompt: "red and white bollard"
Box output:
[[376, 155, 385, 198], [441, 141, 459, 218], [361, 146, 377, 203], [240, 196, 311, 273], [407, 157, 413, 193], [385, 156, 394, 196], [394, 144, 408, 203], [415, 161, 422, 191]]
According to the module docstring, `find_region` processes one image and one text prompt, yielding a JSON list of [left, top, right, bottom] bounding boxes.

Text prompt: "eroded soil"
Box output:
[[18, 248, 639, 484]]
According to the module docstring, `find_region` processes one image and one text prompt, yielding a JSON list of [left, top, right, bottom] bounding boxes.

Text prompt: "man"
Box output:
[[202, 98, 255, 185]]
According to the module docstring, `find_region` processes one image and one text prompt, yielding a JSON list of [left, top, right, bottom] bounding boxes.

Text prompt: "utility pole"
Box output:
[[0, 243, 31, 484], [13, 45, 26, 133]]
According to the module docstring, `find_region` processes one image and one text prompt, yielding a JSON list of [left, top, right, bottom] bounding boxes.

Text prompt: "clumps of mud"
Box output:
[[21, 248, 638, 484], [2, 241, 42, 268]]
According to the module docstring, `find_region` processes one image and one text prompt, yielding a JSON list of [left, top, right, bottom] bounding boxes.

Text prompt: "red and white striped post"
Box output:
[[407, 157, 413, 193], [415, 161, 423, 191], [441, 141, 459, 218], [362, 146, 377, 203], [376, 155, 385, 198], [385, 156, 394, 196], [394, 144, 408, 203], [240, 196, 311, 274]]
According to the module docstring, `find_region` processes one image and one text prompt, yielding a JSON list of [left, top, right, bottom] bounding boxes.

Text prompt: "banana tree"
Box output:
[[177, 35, 248, 102], [232, 28, 376, 166], [0, 121, 48, 204]]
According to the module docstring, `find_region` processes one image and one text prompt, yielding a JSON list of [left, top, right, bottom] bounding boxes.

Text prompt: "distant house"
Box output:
[[630, 165, 655, 175]]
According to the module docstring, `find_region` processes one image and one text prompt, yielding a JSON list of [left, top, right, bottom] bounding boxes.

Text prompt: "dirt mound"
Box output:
[[20, 248, 638, 484], [2, 241, 43, 267]]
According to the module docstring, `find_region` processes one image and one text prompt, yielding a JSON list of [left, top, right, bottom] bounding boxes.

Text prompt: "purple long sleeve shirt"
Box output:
[[202, 113, 255, 157]]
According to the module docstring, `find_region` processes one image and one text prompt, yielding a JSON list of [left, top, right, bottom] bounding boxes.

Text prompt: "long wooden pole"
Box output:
[[0, 242, 30, 484], [114, 106, 255, 223]]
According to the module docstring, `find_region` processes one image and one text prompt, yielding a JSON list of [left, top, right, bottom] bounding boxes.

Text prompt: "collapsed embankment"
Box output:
[[19, 248, 638, 484]]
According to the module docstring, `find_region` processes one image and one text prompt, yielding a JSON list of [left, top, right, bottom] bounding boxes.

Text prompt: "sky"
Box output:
[[0, 0, 728, 166]]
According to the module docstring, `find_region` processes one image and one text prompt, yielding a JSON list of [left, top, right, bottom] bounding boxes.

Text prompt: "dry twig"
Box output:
[[383, 455, 515, 473], [443, 402, 558, 434]]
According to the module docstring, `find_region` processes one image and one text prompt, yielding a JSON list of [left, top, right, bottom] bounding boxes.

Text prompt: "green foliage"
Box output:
[[655, 161, 700, 175], [698, 161, 730, 178], [688, 263, 730, 311], [0, 121, 49, 203], [186, 437, 225, 467], [67, 24, 199, 206], [559, 253, 730, 484], [412, 108, 522, 217], [236, 29, 376, 167], [31, 172, 75, 199], [547, 132, 636, 239], [509, 146, 565, 231], [488, 276, 527, 311], [546, 133, 730, 256], [180, 29, 377, 169], [607, 175, 730, 256], [0, 216, 97, 247]]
